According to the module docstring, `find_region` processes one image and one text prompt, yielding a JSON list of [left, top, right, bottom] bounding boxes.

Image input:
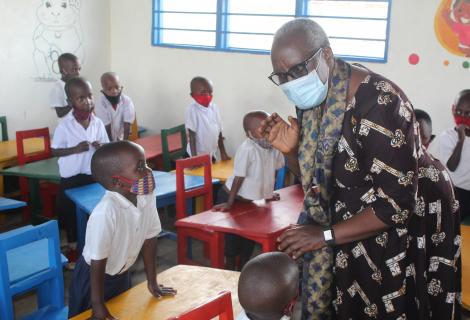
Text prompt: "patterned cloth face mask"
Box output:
[[112, 170, 155, 195]]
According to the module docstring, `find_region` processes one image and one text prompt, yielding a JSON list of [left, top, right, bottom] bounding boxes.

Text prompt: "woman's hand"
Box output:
[[277, 225, 325, 259], [258, 113, 299, 154]]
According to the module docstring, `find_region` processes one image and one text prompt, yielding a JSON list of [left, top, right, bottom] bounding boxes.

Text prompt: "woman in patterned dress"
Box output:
[[260, 18, 461, 319]]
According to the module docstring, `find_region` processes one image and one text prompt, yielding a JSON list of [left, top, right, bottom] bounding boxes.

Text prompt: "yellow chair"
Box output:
[[129, 118, 139, 141]]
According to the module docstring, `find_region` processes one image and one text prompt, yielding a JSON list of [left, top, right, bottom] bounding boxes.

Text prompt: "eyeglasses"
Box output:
[[268, 48, 323, 86]]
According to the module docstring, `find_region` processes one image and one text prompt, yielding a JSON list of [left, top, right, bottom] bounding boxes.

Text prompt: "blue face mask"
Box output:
[[280, 57, 329, 110]]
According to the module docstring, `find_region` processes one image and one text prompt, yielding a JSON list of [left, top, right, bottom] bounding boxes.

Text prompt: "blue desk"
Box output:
[[0, 197, 26, 211], [65, 171, 219, 253]]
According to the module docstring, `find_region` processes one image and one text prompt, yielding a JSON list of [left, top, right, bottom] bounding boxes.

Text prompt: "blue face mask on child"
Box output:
[[280, 55, 329, 110]]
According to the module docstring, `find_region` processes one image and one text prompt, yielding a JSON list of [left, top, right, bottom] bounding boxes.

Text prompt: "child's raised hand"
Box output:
[[457, 124, 469, 142], [75, 141, 90, 153], [147, 281, 177, 298], [258, 113, 299, 154], [213, 202, 232, 212], [89, 302, 117, 320]]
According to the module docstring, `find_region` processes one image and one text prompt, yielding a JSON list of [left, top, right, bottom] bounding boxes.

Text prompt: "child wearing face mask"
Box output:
[[185, 76, 230, 160], [52, 77, 109, 267], [213, 111, 285, 270], [95, 72, 136, 141], [68, 141, 176, 319], [429, 89, 470, 220]]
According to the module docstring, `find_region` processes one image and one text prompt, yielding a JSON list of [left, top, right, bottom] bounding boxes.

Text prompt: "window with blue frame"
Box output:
[[152, 0, 391, 62]]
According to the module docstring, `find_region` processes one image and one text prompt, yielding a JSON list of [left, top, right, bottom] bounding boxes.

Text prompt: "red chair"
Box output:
[[16, 128, 58, 221], [168, 291, 234, 320]]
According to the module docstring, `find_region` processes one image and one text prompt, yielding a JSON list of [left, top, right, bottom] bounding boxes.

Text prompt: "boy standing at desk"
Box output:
[[185, 76, 230, 160], [68, 141, 176, 318], [214, 111, 285, 270], [52, 77, 109, 263]]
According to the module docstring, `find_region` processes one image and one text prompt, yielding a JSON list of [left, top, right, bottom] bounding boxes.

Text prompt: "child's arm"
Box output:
[[213, 176, 244, 211], [142, 237, 177, 298], [447, 125, 467, 171], [51, 141, 89, 157], [123, 122, 131, 140], [188, 129, 197, 156], [90, 259, 117, 320], [218, 132, 231, 160], [104, 124, 112, 141]]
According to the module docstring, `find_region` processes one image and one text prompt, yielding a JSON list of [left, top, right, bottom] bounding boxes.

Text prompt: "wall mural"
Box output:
[[435, 0, 470, 57], [33, 0, 84, 81]]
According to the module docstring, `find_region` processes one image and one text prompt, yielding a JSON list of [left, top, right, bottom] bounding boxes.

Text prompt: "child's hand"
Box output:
[[89, 302, 116, 320], [457, 124, 468, 142], [91, 141, 102, 149], [75, 141, 90, 153], [213, 202, 232, 212], [267, 192, 281, 202], [221, 152, 231, 161], [147, 281, 177, 298]]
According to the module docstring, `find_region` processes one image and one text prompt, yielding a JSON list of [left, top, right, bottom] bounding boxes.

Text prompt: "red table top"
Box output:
[[175, 185, 304, 238], [134, 133, 183, 160]]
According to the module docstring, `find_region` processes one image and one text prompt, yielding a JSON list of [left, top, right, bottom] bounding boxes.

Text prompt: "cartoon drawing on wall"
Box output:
[[33, 0, 85, 81], [435, 0, 470, 57]]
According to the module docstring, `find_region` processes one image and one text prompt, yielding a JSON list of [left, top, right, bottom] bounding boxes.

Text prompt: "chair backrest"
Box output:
[[161, 124, 187, 171], [0, 221, 65, 320], [275, 164, 288, 190], [129, 117, 139, 141], [0, 116, 8, 141], [175, 154, 212, 220], [16, 128, 51, 165], [168, 291, 234, 320]]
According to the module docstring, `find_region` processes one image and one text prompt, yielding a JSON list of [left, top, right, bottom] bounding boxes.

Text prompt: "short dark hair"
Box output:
[[64, 77, 89, 99], [243, 111, 269, 132], [190, 76, 210, 92], [455, 89, 470, 108], [414, 109, 432, 126], [58, 53, 78, 66]]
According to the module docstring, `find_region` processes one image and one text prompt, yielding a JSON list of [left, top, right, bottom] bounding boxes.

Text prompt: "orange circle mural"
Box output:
[[435, 0, 470, 57]]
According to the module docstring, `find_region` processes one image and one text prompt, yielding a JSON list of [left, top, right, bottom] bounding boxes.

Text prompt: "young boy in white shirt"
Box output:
[[68, 141, 176, 318], [49, 53, 81, 120], [214, 111, 285, 270], [429, 89, 470, 220], [185, 76, 230, 160], [95, 72, 136, 141], [237, 252, 298, 320], [52, 77, 109, 260]]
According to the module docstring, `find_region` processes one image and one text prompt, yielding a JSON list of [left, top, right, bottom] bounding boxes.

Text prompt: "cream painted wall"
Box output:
[[0, 0, 110, 139], [110, 0, 470, 155]]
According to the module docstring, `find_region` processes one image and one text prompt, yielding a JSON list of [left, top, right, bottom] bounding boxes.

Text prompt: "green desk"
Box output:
[[0, 158, 59, 223]]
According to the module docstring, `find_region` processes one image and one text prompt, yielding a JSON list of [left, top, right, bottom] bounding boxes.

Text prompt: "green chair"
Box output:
[[161, 124, 187, 171], [0, 116, 7, 141]]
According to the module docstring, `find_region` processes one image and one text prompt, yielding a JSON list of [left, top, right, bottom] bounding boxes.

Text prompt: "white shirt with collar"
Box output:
[[428, 128, 470, 190], [49, 79, 71, 121], [82, 190, 162, 275], [225, 138, 285, 200], [95, 92, 136, 141], [51, 114, 109, 178], [185, 100, 223, 159], [236, 310, 290, 320]]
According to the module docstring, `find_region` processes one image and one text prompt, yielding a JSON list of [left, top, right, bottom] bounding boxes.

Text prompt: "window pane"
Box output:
[[330, 38, 385, 58], [228, 15, 293, 34], [161, 30, 216, 47], [161, 13, 216, 31], [308, 1, 389, 19], [228, 0, 296, 15], [314, 17, 387, 40], [161, 0, 217, 13], [228, 33, 274, 51]]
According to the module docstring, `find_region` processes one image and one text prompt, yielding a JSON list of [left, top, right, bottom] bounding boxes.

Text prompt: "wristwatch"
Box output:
[[323, 227, 336, 246]]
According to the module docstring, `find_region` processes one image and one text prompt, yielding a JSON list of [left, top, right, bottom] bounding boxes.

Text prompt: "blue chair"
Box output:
[[275, 165, 289, 190], [0, 221, 68, 320]]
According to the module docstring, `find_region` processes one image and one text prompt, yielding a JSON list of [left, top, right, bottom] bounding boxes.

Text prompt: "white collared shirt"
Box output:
[[185, 100, 223, 159], [82, 190, 162, 275], [95, 92, 136, 141], [429, 128, 470, 190], [49, 79, 71, 121], [236, 310, 290, 320], [51, 114, 109, 178], [225, 138, 285, 200]]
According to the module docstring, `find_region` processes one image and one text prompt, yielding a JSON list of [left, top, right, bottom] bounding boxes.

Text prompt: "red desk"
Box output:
[[175, 185, 304, 268], [134, 133, 182, 162]]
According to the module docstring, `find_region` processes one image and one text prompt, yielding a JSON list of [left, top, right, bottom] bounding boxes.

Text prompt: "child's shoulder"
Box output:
[[120, 93, 134, 105], [92, 191, 125, 218]]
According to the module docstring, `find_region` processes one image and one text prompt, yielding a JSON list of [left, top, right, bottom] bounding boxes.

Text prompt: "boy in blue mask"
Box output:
[[214, 111, 285, 270], [68, 141, 176, 319]]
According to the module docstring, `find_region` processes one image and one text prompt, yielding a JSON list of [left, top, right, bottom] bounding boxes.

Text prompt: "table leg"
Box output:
[[76, 207, 87, 254], [28, 178, 42, 224], [261, 237, 278, 253], [209, 232, 225, 269]]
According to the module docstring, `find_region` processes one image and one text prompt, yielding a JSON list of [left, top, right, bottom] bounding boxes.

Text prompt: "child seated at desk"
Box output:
[[95, 72, 136, 141], [185, 76, 230, 160], [237, 252, 299, 320], [214, 111, 285, 270], [68, 141, 176, 318], [52, 77, 109, 264]]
